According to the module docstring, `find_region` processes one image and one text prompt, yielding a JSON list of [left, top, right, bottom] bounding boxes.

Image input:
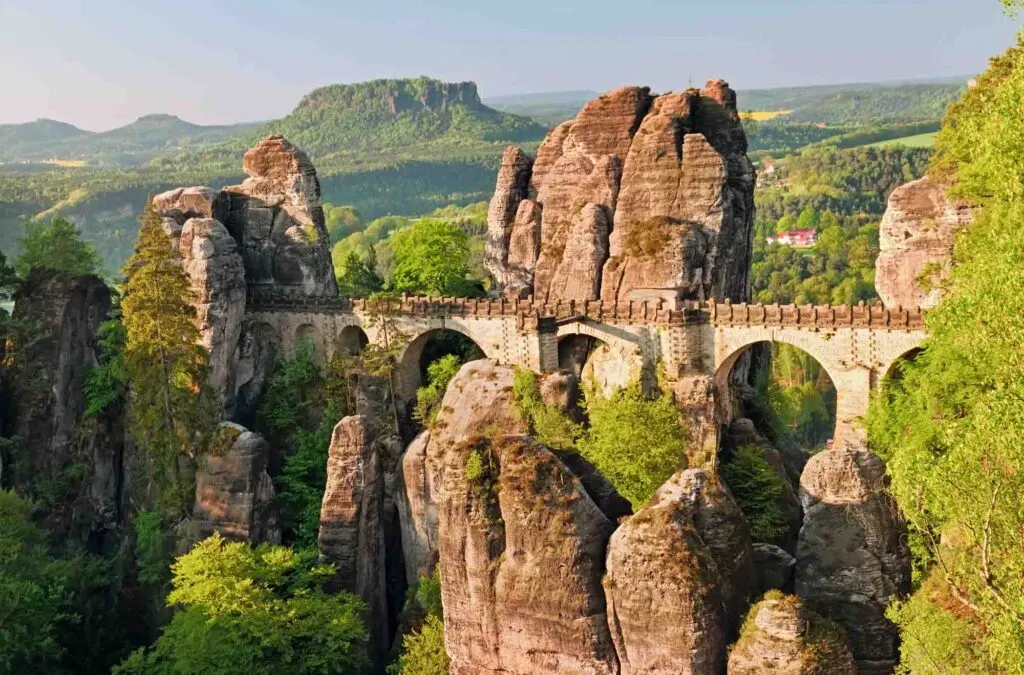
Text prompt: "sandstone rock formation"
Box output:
[[223, 136, 337, 297], [177, 217, 247, 410], [318, 415, 388, 661], [419, 361, 620, 674], [875, 175, 972, 309], [603, 468, 754, 674], [796, 449, 910, 674], [440, 435, 619, 675], [727, 593, 857, 675], [395, 430, 440, 585], [486, 82, 755, 304], [486, 147, 534, 295], [10, 269, 117, 544], [193, 422, 279, 544]]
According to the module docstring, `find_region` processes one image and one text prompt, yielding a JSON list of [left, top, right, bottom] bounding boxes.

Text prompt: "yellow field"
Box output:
[[43, 159, 87, 167], [739, 110, 794, 121]]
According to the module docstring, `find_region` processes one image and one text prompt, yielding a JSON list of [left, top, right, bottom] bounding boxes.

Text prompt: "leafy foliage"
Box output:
[[0, 490, 70, 674], [336, 247, 383, 298], [15, 216, 101, 277], [389, 219, 475, 296], [577, 383, 689, 509], [388, 615, 448, 675], [720, 445, 790, 541], [258, 339, 353, 547], [414, 354, 462, 425], [120, 203, 213, 512], [511, 368, 582, 452], [84, 318, 127, 418], [114, 534, 368, 675], [867, 35, 1024, 670]]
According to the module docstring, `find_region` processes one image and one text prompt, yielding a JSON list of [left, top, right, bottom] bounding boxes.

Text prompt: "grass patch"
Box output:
[[864, 131, 938, 149]]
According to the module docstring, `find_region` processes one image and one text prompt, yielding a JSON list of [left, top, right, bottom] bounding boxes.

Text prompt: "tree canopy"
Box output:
[[114, 534, 368, 675], [16, 217, 101, 278], [389, 219, 473, 296], [868, 36, 1024, 672]]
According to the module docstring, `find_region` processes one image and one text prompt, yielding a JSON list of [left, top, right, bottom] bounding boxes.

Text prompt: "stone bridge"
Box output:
[[246, 290, 927, 450]]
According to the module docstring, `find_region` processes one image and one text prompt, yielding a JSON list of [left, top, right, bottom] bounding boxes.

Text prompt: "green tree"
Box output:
[[868, 35, 1024, 671], [324, 204, 363, 243], [0, 490, 70, 674], [389, 219, 471, 296], [414, 354, 462, 425], [578, 383, 690, 508], [336, 247, 383, 298], [114, 534, 368, 675], [120, 203, 213, 512], [16, 217, 101, 277]]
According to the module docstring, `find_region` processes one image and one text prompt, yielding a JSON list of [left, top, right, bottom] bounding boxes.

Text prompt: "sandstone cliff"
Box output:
[[796, 449, 910, 674], [224, 136, 337, 298], [8, 269, 119, 545], [318, 415, 389, 663], [875, 175, 972, 309], [486, 82, 755, 304], [192, 422, 279, 545]]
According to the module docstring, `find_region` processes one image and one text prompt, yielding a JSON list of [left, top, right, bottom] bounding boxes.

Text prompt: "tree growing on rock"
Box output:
[[114, 534, 369, 675], [120, 202, 214, 512], [16, 217, 101, 278]]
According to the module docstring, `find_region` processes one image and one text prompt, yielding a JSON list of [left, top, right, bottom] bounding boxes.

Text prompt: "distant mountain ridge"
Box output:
[[0, 114, 260, 166]]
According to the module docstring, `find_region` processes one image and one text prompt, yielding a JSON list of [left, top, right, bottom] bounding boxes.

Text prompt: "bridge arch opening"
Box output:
[[717, 341, 838, 454], [335, 325, 369, 357], [558, 333, 635, 396], [395, 328, 486, 423], [881, 346, 925, 389]]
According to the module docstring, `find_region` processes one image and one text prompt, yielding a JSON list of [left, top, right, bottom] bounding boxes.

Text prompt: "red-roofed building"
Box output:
[[768, 229, 818, 248]]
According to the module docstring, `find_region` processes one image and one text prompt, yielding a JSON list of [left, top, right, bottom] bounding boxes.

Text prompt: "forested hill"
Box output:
[[0, 77, 549, 270], [0, 115, 261, 166]]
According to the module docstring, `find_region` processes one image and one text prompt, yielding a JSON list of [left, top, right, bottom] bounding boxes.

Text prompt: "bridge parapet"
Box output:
[[708, 301, 926, 331], [247, 288, 926, 333]]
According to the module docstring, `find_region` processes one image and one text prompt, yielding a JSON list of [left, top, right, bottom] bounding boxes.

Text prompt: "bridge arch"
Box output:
[[556, 321, 645, 395], [714, 327, 869, 450], [394, 326, 488, 415]]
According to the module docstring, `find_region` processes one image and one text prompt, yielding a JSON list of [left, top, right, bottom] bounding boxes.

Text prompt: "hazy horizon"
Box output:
[[0, 0, 1014, 130]]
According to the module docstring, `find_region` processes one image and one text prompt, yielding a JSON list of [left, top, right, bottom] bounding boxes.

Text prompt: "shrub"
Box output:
[[414, 354, 462, 425], [577, 383, 689, 509], [388, 615, 448, 675], [720, 445, 791, 541], [511, 368, 581, 452]]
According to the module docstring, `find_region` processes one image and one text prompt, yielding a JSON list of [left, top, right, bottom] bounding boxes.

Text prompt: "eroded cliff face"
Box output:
[[604, 468, 754, 675], [223, 136, 337, 298], [875, 175, 972, 309], [486, 82, 755, 304], [795, 449, 910, 674], [192, 422, 279, 545], [7, 269, 120, 546]]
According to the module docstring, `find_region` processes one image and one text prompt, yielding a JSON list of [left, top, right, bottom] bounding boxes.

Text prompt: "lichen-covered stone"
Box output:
[[727, 593, 857, 675], [796, 449, 910, 674], [604, 468, 753, 674]]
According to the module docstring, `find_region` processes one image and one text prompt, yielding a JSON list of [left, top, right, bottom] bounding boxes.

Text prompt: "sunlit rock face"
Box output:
[[193, 422, 279, 545], [223, 135, 338, 298], [875, 175, 972, 309], [486, 82, 756, 304]]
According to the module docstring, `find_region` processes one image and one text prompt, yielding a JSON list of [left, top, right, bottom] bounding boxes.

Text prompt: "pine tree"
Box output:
[[121, 202, 213, 512]]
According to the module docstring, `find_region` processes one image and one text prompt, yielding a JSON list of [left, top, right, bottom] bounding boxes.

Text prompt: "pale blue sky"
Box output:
[[0, 0, 1016, 130]]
